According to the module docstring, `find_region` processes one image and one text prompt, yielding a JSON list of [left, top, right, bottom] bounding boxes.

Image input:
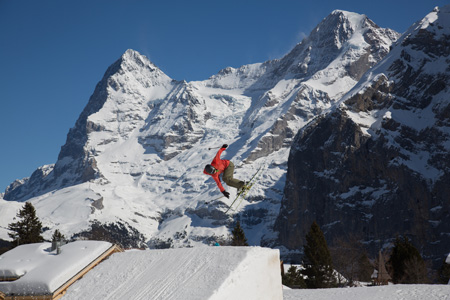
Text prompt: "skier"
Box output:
[[203, 144, 245, 198]]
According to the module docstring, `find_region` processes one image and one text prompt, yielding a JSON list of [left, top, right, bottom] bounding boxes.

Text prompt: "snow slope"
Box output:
[[0, 242, 448, 300], [62, 246, 283, 300], [283, 284, 450, 300]]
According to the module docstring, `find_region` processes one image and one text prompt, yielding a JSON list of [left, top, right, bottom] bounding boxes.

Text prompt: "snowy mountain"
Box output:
[[1, 10, 399, 251], [276, 6, 450, 265]]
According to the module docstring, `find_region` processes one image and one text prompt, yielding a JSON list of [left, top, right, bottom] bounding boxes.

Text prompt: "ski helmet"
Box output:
[[204, 164, 216, 174]]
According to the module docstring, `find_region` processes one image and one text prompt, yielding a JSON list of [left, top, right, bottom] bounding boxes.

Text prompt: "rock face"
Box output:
[[276, 6, 450, 265], [3, 165, 54, 201], [2, 11, 399, 251]]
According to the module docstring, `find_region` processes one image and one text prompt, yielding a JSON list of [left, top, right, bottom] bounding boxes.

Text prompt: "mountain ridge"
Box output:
[[1, 9, 402, 255]]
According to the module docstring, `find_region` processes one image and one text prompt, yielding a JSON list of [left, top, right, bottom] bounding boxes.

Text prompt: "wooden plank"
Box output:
[[0, 278, 19, 282]]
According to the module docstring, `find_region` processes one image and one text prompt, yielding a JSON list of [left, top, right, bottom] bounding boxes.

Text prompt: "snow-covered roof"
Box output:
[[0, 241, 116, 296]]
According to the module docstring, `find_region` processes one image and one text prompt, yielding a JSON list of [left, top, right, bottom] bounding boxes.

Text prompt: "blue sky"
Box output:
[[0, 0, 444, 192]]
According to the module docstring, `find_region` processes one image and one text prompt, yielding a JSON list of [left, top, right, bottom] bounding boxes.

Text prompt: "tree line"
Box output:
[[282, 221, 450, 288], [3, 203, 450, 285], [2, 203, 248, 251]]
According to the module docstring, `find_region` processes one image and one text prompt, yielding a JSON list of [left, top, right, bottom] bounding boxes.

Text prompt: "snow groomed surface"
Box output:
[[283, 284, 450, 300], [63, 246, 283, 300]]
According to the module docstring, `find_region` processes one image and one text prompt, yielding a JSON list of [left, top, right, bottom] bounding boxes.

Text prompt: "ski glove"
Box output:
[[222, 144, 228, 149], [222, 190, 230, 198]]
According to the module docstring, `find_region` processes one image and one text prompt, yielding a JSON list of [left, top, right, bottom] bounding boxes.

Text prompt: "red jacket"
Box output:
[[204, 147, 230, 192]]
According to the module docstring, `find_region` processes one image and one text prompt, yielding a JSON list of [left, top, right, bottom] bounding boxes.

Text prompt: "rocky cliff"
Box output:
[[276, 6, 450, 265]]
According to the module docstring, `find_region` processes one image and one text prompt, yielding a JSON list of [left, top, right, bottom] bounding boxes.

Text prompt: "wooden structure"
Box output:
[[0, 243, 123, 300]]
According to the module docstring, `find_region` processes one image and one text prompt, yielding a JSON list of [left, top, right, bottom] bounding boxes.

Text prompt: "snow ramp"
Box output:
[[62, 246, 283, 300]]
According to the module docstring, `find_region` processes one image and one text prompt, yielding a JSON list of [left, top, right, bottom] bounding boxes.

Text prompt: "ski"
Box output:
[[233, 165, 266, 211], [224, 165, 265, 214], [234, 181, 256, 210]]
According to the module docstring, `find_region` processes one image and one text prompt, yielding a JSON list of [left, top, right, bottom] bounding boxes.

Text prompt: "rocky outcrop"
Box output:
[[3, 165, 54, 201], [138, 82, 206, 160]]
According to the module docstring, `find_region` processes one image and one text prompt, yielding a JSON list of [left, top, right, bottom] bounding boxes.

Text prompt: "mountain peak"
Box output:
[[3, 49, 175, 201], [273, 9, 399, 82], [123, 48, 140, 57], [119, 49, 167, 77], [330, 9, 366, 20], [414, 4, 450, 34], [327, 9, 367, 28], [121, 49, 149, 66]]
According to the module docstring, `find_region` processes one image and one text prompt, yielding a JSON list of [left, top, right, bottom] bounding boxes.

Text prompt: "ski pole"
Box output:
[[208, 147, 222, 150]]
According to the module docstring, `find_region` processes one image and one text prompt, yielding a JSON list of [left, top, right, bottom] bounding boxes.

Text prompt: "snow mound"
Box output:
[[63, 246, 282, 300]]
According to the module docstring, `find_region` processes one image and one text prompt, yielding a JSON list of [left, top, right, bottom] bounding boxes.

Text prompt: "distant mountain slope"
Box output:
[[1, 10, 398, 251], [276, 5, 450, 265]]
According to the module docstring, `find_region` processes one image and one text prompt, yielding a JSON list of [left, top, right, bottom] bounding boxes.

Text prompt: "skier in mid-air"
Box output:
[[203, 144, 245, 198]]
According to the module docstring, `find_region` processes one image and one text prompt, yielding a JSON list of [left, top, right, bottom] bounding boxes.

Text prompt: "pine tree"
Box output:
[[52, 229, 65, 242], [231, 221, 249, 246], [282, 265, 307, 288], [0, 239, 12, 255], [8, 202, 44, 246], [330, 235, 373, 285], [438, 257, 450, 284], [388, 236, 429, 284], [301, 221, 336, 288]]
